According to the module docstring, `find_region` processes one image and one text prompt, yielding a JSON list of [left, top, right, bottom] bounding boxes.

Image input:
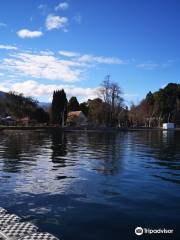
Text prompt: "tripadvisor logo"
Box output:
[[135, 227, 143, 236], [135, 227, 174, 236]]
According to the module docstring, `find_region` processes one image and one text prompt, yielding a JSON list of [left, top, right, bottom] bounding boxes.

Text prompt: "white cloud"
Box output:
[[0, 44, 18, 50], [136, 59, 175, 70], [136, 63, 159, 70], [39, 50, 54, 56], [0, 22, 6, 27], [55, 2, 69, 11], [0, 81, 10, 92], [59, 51, 125, 65], [0, 80, 98, 101], [0, 80, 139, 103], [2, 52, 83, 82], [38, 4, 48, 15], [38, 4, 46, 9], [73, 15, 82, 24], [78, 54, 125, 64], [1, 49, 125, 83], [17, 29, 43, 38], [46, 14, 68, 31], [59, 50, 80, 57]]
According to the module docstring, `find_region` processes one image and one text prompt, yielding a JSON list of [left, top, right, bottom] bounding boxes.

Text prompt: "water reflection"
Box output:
[[129, 130, 180, 184], [0, 131, 47, 173], [162, 130, 175, 143], [51, 130, 67, 163], [86, 132, 126, 175], [0, 130, 180, 184]]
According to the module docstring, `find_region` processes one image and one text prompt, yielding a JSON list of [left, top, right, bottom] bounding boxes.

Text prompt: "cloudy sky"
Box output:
[[0, 0, 179, 104]]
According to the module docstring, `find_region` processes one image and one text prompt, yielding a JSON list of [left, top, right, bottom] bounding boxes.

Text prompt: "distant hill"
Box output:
[[0, 91, 50, 122], [38, 102, 51, 110], [0, 91, 6, 102], [0, 91, 50, 109], [0, 91, 6, 99]]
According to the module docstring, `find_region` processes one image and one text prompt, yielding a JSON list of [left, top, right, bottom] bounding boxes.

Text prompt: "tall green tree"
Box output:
[[51, 89, 67, 126], [68, 96, 80, 112]]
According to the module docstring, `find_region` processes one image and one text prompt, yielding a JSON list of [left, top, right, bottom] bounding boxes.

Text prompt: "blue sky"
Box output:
[[0, 0, 179, 105]]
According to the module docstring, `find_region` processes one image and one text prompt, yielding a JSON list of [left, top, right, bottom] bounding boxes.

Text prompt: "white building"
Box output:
[[162, 123, 175, 129]]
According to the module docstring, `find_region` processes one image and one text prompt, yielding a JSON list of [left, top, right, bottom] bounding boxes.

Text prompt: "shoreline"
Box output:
[[0, 126, 179, 132]]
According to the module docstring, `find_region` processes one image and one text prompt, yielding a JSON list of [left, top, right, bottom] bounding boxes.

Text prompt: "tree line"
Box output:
[[51, 75, 126, 127], [0, 92, 49, 123], [129, 83, 180, 127], [51, 81, 180, 128], [1, 78, 179, 128]]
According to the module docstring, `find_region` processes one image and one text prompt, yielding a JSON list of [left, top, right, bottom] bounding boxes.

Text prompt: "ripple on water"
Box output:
[[0, 130, 180, 239]]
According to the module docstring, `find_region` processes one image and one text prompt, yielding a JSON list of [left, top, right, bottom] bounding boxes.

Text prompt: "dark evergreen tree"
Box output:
[[51, 89, 67, 126], [68, 96, 80, 112]]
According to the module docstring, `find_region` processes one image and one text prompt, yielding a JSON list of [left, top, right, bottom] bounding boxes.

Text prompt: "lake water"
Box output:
[[0, 130, 180, 239]]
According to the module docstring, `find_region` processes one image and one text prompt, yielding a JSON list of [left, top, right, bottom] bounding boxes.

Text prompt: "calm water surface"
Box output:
[[0, 130, 180, 239]]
